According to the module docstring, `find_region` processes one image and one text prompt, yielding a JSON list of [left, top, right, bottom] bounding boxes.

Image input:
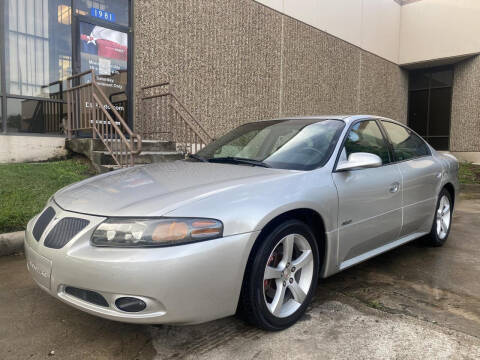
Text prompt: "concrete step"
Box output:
[[92, 139, 176, 152], [93, 150, 184, 165], [66, 137, 183, 173]]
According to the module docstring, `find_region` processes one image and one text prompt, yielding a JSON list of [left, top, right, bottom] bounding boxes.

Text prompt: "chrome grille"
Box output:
[[44, 217, 90, 249], [32, 207, 55, 241]]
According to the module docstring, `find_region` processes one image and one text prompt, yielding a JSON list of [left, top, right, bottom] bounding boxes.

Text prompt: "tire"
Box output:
[[238, 219, 320, 331], [424, 188, 453, 247]]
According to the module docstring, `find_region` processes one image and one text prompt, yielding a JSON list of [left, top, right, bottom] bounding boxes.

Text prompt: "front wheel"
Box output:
[[238, 220, 319, 331], [424, 188, 453, 247]]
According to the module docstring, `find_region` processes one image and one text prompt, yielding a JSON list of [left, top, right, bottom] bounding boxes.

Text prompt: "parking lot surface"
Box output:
[[1, 189, 479, 359]]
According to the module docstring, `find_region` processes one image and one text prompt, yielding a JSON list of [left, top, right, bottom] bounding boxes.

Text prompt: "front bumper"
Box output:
[[25, 202, 259, 324]]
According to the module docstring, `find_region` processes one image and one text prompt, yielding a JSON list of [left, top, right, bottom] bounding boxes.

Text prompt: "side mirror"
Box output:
[[336, 152, 382, 172]]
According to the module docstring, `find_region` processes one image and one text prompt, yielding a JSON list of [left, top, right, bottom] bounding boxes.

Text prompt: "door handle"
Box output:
[[389, 182, 400, 193]]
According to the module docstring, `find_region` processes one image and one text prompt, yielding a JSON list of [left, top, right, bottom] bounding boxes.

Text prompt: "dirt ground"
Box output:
[[1, 189, 479, 360]]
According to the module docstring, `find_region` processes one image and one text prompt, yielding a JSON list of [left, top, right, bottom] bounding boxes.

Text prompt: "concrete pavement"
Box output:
[[1, 189, 479, 359]]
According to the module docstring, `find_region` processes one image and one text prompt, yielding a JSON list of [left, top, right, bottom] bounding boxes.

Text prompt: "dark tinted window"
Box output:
[[408, 90, 428, 136], [409, 69, 429, 90], [407, 67, 452, 150], [430, 69, 453, 88], [343, 120, 391, 165], [382, 121, 430, 161]]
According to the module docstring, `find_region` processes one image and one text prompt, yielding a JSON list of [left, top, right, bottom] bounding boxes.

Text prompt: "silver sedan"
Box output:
[[24, 115, 459, 330]]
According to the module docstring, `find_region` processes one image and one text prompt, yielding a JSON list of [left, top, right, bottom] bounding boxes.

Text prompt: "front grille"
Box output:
[[32, 207, 55, 241], [65, 286, 109, 307], [44, 217, 90, 249]]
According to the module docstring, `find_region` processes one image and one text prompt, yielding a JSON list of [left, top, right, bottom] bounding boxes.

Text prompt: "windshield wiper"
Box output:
[[187, 153, 209, 162], [208, 157, 271, 168]]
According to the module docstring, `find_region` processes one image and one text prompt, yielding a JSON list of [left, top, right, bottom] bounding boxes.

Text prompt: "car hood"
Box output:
[[54, 160, 293, 217]]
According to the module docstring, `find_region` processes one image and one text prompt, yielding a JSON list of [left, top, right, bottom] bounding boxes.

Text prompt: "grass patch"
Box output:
[[459, 162, 480, 185], [0, 159, 93, 233], [366, 300, 383, 310]]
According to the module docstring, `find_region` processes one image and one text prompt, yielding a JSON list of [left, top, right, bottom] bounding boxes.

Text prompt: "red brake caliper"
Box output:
[[264, 254, 275, 290]]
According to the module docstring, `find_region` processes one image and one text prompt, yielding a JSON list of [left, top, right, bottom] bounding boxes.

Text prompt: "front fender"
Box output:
[[165, 168, 340, 279], [164, 169, 338, 237]]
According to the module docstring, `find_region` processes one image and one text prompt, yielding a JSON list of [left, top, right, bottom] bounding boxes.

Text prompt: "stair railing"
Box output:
[[140, 82, 213, 154], [40, 80, 63, 133], [65, 70, 142, 167]]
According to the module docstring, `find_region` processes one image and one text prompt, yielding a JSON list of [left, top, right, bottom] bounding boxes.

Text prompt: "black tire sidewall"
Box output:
[[248, 220, 320, 330]]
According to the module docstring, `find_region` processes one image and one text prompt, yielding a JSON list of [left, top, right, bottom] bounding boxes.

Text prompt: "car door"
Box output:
[[332, 120, 403, 270], [380, 120, 442, 237]]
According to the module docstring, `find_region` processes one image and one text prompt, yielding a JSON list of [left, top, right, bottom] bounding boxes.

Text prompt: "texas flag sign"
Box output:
[[80, 25, 127, 62]]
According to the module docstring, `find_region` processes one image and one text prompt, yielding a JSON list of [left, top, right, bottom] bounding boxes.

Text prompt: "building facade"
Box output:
[[1, 0, 479, 162]]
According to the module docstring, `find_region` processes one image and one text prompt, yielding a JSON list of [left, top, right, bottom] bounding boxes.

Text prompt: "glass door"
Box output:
[[408, 67, 453, 150], [78, 20, 129, 124]]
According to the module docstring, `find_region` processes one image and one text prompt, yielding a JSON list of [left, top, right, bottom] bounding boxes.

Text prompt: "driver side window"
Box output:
[[343, 120, 391, 165]]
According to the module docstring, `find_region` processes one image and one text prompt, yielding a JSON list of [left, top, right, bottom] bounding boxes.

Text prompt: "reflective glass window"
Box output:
[[4, 0, 72, 97], [7, 97, 65, 134], [407, 67, 453, 151], [430, 69, 453, 88]]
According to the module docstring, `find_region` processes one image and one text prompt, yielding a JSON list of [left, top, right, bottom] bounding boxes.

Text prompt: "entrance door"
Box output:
[[74, 18, 131, 127], [408, 67, 453, 150]]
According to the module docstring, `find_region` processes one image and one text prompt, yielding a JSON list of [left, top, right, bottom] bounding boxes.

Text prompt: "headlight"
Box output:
[[91, 218, 223, 247]]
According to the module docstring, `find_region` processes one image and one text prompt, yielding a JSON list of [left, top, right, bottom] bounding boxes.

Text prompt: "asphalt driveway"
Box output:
[[1, 188, 479, 359]]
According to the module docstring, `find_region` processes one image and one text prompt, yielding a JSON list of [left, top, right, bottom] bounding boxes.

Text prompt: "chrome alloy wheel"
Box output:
[[263, 234, 314, 318], [436, 195, 451, 240]]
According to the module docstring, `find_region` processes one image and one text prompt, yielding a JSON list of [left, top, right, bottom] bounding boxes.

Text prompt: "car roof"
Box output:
[[259, 115, 401, 125]]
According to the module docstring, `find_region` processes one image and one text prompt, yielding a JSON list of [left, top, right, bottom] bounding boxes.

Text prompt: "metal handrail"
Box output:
[[169, 92, 212, 144], [66, 69, 94, 81], [65, 69, 142, 167], [140, 81, 213, 154], [93, 82, 141, 149]]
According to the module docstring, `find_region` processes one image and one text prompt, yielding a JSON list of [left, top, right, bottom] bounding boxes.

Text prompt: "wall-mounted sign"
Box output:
[[80, 22, 128, 94], [90, 8, 116, 23]]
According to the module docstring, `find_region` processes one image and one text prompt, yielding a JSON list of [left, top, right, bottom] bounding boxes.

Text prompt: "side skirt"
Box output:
[[338, 232, 428, 271]]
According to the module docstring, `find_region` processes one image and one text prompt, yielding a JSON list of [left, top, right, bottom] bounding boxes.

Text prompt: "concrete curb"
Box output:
[[0, 231, 24, 256]]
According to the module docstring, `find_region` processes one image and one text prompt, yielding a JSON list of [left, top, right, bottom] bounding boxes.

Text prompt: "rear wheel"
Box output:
[[238, 220, 319, 331], [424, 188, 452, 247]]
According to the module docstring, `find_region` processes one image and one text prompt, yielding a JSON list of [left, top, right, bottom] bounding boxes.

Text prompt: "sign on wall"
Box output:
[[90, 8, 116, 23], [80, 22, 128, 112]]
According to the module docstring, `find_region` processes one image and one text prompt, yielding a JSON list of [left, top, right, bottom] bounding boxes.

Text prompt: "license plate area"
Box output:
[[26, 246, 52, 290]]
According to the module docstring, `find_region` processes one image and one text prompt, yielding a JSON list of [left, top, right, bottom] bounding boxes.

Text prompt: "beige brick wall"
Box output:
[[134, 0, 408, 139], [451, 56, 480, 152]]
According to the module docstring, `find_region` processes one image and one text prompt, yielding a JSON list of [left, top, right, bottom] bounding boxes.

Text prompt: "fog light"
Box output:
[[115, 297, 146, 312]]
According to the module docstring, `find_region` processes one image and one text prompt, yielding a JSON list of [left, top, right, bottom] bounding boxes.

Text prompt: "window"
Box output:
[[4, 0, 72, 97], [381, 121, 430, 161], [343, 120, 391, 165], [408, 67, 452, 150], [7, 97, 64, 134], [197, 119, 345, 170]]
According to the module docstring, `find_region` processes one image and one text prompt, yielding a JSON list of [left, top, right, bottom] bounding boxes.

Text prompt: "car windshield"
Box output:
[[195, 119, 345, 170]]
